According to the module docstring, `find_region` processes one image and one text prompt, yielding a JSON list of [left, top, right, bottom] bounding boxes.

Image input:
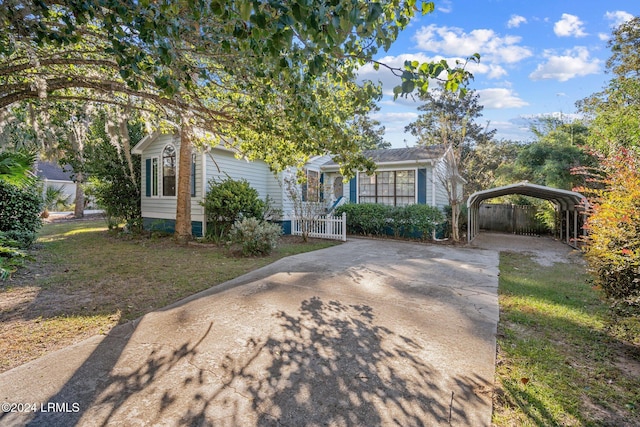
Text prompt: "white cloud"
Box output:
[[372, 111, 419, 122], [437, 0, 453, 13], [554, 14, 587, 37], [507, 15, 527, 28], [414, 25, 532, 64], [529, 47, 601, 81], [520, 111, 583, 122], [598, 33, 610, 41], [478, 88, 529, 109], [605, 11, 634, 27]]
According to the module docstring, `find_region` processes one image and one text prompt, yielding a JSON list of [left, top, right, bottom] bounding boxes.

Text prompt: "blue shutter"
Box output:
[[319, 173, 324, 201], [349, 177, 357, 203], [145, 159, 151, 197], [417, 168, 427, 204]]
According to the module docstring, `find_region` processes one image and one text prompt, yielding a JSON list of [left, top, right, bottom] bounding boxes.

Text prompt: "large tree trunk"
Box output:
[[74, 172, 85, 218], [174, 119, 193, 243]]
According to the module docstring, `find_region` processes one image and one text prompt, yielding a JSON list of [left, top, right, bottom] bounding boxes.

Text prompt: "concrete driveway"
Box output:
[[0, 238, 499, 426]]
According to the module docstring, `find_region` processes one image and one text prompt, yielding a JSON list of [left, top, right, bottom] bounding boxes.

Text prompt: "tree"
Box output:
[[463, 138, 520, 195], [84, 110, 144, 228], [405, 86, 494, 241], [352, 104, 391, 150], [578, 17, 640, 156], [1, 0, 473, 242], [576, 17, 640, 333], [505, 117, 594, 190]]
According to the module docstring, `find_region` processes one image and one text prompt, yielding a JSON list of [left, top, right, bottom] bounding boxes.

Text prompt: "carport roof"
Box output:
[[467, 181, 588, 211]]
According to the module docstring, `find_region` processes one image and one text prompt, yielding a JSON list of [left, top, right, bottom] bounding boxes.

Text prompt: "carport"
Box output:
[[467, 181, 589, 248]]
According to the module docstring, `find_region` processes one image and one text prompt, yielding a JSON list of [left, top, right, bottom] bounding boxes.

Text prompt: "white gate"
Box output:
[[291, 212, 347, 241]]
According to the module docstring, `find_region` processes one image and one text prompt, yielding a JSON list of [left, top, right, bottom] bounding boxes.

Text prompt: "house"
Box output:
[[35, 160, 77, 204], [308, 145, 456, 211], [132, 132, 460, 237]]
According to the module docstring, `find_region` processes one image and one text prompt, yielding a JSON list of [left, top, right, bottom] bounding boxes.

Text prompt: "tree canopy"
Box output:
[[1, 0, 476, 240]]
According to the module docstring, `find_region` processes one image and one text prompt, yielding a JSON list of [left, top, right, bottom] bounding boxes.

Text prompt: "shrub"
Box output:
[[404, 204, 445, 240], [0, 180, 42, 248], [335, 203, 445, 240], [229, 217, 282, 256], [335, 203, 390, 236], [581, 149, 640, 326], [0, 244, 28, 280], [87, 176, 141, 231], [201, 177, 265, 240]]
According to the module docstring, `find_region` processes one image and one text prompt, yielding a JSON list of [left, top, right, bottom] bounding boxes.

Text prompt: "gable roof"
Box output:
[[321, 145, 445, 167], [35, 161, 73, 181]]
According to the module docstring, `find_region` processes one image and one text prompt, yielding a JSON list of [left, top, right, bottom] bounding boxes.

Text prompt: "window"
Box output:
[[358, 170, 415, 206], [162, 145, 176, 197]]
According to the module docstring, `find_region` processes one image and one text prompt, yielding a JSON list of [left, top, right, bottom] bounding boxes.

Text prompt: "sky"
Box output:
[[358, 0, 640, 148]]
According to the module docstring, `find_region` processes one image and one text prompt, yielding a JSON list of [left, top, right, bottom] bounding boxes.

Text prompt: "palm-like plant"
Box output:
[[0, 151, 37, 188]]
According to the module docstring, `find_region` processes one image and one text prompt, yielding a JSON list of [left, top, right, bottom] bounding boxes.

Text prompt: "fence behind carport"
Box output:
[[478, 203, 548, 236]]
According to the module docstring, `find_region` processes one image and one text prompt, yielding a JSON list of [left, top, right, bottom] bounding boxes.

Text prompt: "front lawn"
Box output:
[[0, 219, 338, 373], [493, 252, 640, 426]]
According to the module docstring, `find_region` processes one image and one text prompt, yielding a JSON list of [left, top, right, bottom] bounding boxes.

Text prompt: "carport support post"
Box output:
[[566, 210, 570, 244], [573, 210, 578, 247]]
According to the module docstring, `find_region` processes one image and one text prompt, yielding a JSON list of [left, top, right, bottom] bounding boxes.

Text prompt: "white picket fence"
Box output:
[[291, 212, 347, 241]]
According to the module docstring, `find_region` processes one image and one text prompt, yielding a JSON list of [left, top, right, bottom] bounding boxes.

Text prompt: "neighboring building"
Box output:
[[132, 132, 462, 237], [35, 160, 76, 203]]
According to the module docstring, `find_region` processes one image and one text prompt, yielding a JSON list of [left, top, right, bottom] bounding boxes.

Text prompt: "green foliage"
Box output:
[[229, 217, 282, 256], [335, 203, 444, 240], [83, 115, 143, 230], [0, 239, 28, 280], [335, 203, 389, 236], [495, 118, 595, 191], [0, 180, 42, 248], [579, 17, 640, 156], [0, 151, 36, 188], [201, 177, 266, 239], [0, 178, 40, 280], [42, 184, 72, 211], [582, 150, 640, 317]]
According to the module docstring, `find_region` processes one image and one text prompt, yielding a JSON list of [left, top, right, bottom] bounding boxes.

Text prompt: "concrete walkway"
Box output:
[[0, 239, 499, 426]]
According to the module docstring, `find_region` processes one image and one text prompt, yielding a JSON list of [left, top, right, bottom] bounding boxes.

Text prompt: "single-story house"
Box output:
[[131, 132, 461, 237], [35, 160, 77, 204]]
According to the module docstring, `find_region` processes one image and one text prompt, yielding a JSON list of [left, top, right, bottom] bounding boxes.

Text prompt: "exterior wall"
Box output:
[[140, 133, 205, 234], [338, 163, 451, 209], [138, 133, 289, 237]]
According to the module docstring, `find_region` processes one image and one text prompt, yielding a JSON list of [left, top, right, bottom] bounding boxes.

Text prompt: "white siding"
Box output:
[[203, 149, 281, 201], [140, 133, 205, 220]]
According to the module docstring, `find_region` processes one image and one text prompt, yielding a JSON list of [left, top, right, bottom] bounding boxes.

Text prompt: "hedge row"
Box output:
[[334, 203, 445, 240]]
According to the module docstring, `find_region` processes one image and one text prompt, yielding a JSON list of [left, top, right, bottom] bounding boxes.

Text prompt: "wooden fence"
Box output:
[[291, 212, 347, 241], [478, 203, 548, 235]]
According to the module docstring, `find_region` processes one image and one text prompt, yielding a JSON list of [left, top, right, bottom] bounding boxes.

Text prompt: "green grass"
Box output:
[[0, 219, 338, 372], [493, 252, 640, 426]]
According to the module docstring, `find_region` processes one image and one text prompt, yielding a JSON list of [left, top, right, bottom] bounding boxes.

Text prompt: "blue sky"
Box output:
[[358, 1, 639, 148]]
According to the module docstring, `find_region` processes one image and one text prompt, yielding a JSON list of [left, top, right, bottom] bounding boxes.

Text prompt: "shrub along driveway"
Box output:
[[0, 238, 499, 426]]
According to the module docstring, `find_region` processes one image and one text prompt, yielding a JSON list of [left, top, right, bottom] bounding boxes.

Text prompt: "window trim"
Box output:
[[161, 144, 177, 198], [151, 157, 159, 197]]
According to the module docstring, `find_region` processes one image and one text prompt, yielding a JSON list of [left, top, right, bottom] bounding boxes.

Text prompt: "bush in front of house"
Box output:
[[404, 204, 445, 239], [201, 176, 266, 242], [335, 203, 444, 240], [229, 217, 282, 256], [334, 203, 389, 236]]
